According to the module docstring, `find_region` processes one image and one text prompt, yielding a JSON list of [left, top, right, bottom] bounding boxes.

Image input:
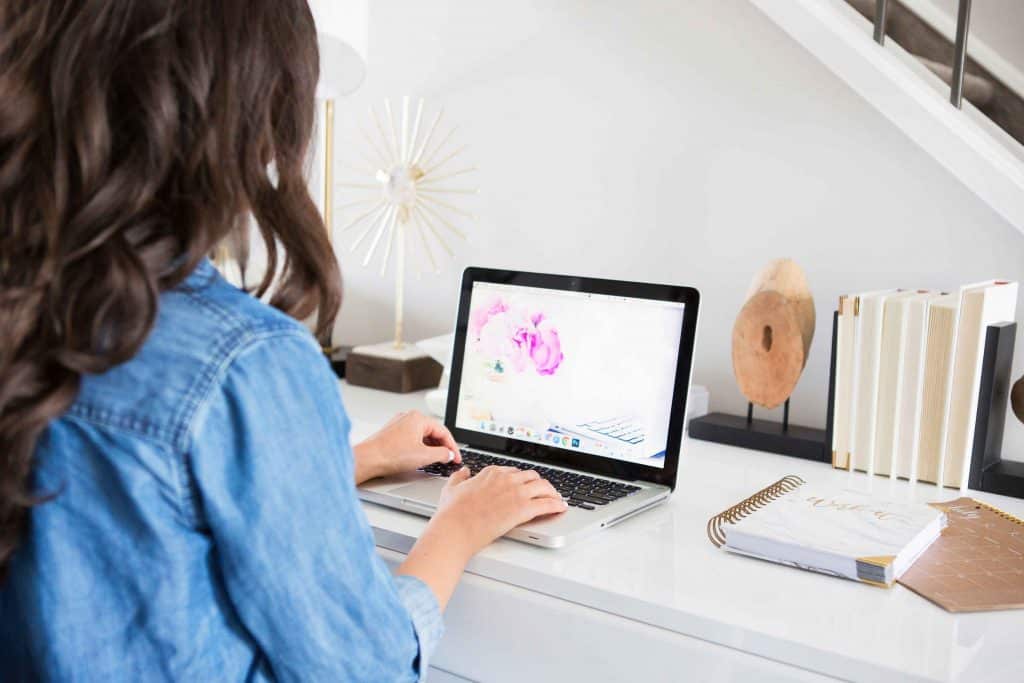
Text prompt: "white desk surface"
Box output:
[[340, 381, 1024, 683]]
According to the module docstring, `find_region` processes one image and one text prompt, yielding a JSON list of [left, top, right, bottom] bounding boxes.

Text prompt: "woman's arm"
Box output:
[[351, 413, 568, 610], [188, 331, 442, 681], [351, 414, 568, 609], [187, 329, 566, 680], [397, 466, 567, 610], [352, 411, 461, 485]]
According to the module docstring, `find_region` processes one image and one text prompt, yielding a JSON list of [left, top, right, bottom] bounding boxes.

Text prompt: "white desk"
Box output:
[[340, 382, 1024, 683]]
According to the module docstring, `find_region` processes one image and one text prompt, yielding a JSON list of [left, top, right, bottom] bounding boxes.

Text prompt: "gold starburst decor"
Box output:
[[339, 96, 477, 350]]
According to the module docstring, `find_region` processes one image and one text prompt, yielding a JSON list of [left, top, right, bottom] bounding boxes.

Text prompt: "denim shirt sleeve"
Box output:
[[186, 328, 442, 682]]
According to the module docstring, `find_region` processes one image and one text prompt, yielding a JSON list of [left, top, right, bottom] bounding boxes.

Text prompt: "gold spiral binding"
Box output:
[[971, 499, 1024, 526], [706, 475, 806, 548]]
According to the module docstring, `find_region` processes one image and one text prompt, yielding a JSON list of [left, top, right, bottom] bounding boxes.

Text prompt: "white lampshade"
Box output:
[[308, 0, 368, 97]]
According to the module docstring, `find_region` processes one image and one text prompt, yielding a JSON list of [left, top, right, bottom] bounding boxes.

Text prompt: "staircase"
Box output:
[[845, 0, 1024, 146], [748, 0, 1024, 233]]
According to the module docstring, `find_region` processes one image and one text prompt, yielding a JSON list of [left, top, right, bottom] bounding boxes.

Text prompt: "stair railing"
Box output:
[[950, 0, 972, 107], [872, 0, 973, 108], [873, 0, 889, 44]]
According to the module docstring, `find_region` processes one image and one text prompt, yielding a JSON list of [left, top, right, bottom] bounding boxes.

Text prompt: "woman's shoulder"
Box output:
[[69, 260, 324, 449], [164, 259, 313, 348]]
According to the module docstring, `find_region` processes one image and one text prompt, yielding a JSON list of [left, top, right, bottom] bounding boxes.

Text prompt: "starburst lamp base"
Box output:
[[345, 341, 443, 394]]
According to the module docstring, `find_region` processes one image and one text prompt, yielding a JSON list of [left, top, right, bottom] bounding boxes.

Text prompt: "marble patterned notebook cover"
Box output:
[[899, 497, 1024, 612], [722, 486, 947, 587]]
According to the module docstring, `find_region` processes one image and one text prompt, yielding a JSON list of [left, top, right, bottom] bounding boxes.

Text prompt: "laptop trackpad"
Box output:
[[391, 478, 446, 507]]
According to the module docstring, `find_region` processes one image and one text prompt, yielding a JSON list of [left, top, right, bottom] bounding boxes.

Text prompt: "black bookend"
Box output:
[[968, 322, 1024, 498], [688, 311, 838, 463], [824, 309, 839, 461]]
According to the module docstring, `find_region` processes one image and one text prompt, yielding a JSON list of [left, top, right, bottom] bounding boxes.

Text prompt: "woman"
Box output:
[[0, 2, 566, 680]]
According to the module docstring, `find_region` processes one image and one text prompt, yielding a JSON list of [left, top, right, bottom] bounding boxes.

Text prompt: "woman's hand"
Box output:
[[395, 465, 567, 610], [352, 411, 461, 485], [433, 466, 569, 556]]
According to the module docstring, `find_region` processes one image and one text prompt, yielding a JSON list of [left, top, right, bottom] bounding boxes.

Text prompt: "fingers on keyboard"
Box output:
[[418, 450, 642, 510]]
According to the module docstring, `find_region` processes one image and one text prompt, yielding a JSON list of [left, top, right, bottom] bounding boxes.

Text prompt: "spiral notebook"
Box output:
[[898, 497, 1024, 612], [707, 476, 947, 587]]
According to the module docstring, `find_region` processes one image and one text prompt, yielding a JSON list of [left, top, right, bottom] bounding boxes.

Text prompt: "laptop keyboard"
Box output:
[[419, 449, 642, 511]]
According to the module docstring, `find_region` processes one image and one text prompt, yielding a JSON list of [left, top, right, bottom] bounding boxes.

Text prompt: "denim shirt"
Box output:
[[0, 260, 443, 681]]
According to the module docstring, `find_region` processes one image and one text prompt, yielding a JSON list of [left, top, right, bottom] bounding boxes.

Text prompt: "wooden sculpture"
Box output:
[[1011, 375, 1024, 424], [732, 259, 815, 409]]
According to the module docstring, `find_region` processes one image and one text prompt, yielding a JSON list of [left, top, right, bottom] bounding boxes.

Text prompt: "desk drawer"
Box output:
[[379, 549, 832, 683]]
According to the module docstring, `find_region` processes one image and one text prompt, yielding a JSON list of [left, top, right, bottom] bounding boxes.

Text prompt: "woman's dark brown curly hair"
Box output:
[[0, 0, 341, 576]]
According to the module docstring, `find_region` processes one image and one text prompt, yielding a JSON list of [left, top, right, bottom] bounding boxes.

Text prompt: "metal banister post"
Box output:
[[950, 0, 973, 107], [873, 0, 889, 44]]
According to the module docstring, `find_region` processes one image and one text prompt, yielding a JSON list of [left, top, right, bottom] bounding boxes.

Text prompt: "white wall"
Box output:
[[329, 0, 1024, 459]]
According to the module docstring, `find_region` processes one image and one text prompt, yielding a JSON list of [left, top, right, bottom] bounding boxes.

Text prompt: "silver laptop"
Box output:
[[358, 267, 700, 548]]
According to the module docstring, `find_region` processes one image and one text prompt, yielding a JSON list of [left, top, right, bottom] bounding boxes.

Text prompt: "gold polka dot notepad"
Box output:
[[899, 497, 1024, 612]]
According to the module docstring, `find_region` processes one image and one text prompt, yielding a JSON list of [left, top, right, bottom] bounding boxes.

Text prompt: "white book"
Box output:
[[873, 291, 918, 477], [831, 295, 857, 470], [892, 292, 940, 482], [849, 290, 898, 474], [916, 294, 958, 485], [941, 280, 1018, 489], [723, 486, 946, 587]]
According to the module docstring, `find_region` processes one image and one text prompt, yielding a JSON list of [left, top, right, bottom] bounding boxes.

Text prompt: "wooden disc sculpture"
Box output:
[[732, 259, 815, 409], [1011, 375, 1024, 424]]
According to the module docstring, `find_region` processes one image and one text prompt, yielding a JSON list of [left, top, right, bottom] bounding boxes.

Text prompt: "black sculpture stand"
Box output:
[[688, 312, 838, 464], [967, 322, 1024, 498], [688, 402, 831, 462]]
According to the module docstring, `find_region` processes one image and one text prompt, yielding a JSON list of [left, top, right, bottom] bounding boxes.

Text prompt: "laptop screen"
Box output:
[[453, 280, 686, 468]]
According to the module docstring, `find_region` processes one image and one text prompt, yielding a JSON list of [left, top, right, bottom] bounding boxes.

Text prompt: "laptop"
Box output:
[[357, 267, 700, 547]]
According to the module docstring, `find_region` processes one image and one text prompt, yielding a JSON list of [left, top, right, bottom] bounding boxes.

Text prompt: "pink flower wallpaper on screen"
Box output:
[[469, 297, 564, 377], [455, 281, 684, 466]]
